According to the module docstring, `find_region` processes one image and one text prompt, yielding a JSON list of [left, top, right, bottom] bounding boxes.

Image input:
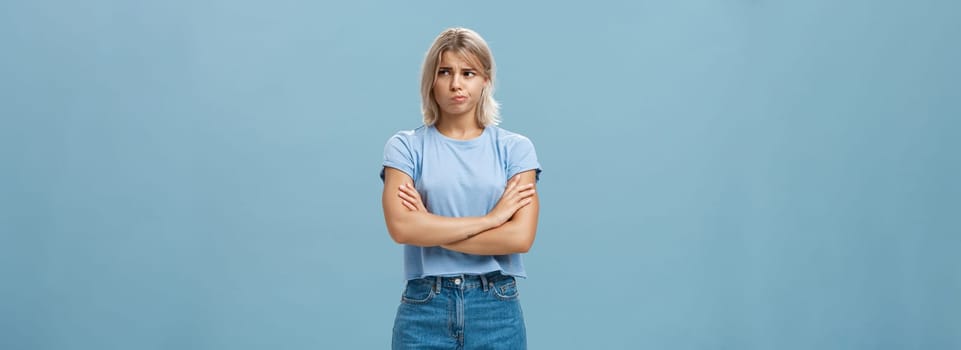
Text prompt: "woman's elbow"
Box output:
[[386, 222, 411, 245], [514, 244, 532, 254], [389, 232, 408, 245], [513, 233, 536, 253]]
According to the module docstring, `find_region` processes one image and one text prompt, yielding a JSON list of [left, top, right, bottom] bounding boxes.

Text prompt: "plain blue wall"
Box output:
[[2, 0, 959, 349]]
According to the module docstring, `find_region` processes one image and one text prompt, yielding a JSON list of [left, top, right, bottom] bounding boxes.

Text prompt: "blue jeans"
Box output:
[[392, 272, 527, 350]]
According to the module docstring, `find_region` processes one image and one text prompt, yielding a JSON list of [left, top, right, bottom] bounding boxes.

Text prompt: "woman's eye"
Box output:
[[463, 71, 475, 77], [437, 69, 451, 76]]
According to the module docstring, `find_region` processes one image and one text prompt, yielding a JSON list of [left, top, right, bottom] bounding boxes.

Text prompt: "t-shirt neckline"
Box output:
[[429, 125, 490, 145]]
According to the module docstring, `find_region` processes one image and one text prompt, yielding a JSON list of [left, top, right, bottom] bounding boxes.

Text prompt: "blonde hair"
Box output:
[[420, 27, 500, 126]]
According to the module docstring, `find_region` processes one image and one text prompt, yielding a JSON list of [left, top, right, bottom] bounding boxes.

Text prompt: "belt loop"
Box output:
[[434, 276, 441, 293], [480, 273, 489, 292]]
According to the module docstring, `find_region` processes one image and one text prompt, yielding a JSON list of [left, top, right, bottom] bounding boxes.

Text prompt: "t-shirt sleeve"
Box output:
[[381, 134, 415, 182], [507, 136, 542, 182]]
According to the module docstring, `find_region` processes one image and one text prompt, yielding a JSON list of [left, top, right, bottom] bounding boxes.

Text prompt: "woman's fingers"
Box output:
[[517, 184, 535, 196], [506, 177, 519, 192], [485, 180, 537, 224], [398, 190, 414, 203], [399, 194, 422, 211], [397, 185, 423, 206], [397, 184, 426, 212], [505, 185, 536, 212], [508, 184, 536, 200], [513, 183, 534, 192], [398, 184, 420, 199]]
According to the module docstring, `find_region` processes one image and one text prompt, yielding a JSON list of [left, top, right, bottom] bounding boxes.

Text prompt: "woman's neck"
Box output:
[[435, 116, 484, 140]]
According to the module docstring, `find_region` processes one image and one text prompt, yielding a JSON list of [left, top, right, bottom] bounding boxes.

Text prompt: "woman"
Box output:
[[380, 27, 542, 349]]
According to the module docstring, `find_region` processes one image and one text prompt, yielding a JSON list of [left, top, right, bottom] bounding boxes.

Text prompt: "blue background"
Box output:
[[2, 0, 959, 349]]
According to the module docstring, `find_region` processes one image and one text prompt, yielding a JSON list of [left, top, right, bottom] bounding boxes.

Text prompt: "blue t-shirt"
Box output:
[[381, 125, 542, 280]]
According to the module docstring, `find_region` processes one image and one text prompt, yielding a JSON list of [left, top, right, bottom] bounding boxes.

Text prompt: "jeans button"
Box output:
[[454, 278, 461, 285]]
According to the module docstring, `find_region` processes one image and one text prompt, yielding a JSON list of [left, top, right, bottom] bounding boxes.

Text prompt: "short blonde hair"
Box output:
[[420, 27, 500, 126]]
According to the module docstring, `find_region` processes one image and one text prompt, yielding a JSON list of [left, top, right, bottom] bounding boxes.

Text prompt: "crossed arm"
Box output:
[[381, 167, 539, 255]]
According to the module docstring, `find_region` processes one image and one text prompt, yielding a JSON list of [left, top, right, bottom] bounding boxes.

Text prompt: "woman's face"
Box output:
[[432, 51, 487, 120]]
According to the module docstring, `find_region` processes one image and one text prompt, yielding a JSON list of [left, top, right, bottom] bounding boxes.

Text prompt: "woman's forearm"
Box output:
[[384, 167, 538, 251], [387, 211, 499, 247], [441, 220, 535, 255]]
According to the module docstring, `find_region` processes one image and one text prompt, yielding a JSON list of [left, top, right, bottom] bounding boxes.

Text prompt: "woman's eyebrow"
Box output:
[[437, 66, 474, 70]]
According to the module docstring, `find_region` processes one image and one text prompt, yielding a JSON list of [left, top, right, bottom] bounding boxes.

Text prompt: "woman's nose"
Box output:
[[449, 74, 462, 90]]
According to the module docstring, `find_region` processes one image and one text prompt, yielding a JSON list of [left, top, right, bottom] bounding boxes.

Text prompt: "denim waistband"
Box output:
[[416, 271, 514, 292]]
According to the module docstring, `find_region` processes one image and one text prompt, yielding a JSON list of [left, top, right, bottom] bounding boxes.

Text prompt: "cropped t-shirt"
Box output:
[[381, 125, 541, 280]]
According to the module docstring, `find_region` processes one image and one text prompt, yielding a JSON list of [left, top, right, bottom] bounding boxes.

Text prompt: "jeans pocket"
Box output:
[[491, 278, 519, 301], [400, 279, 435, 304]]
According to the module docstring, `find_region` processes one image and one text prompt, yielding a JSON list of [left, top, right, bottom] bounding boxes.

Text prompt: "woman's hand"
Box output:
[[398, 183, 427, 212], [486, 177, 536, 227]]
